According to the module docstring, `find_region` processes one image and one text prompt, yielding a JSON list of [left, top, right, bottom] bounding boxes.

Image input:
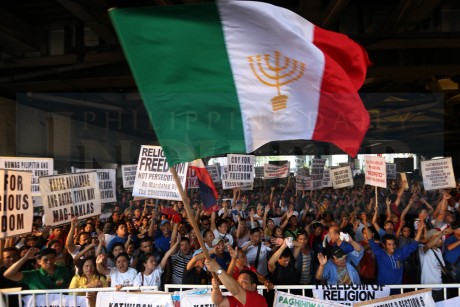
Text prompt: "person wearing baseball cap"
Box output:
[[210, 237, 231, 270]]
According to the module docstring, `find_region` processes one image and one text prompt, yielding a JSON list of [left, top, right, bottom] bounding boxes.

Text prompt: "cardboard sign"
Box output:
[[264, 163, 290, 179], [331, 166, 354, 189], [311, 159, 327, 190], [132, 145, 188, 200], [421, 157, 456, 190], [386, 163, 396, 180], [121, 164, 137, 188], [275, 290, 346, 307], [186, 166, 199, 189], [354, 288, 434, 307], [254, 166, 265, 178], [296, 175, 312, 191], [226, 154, 254, 183], [40, 171, 101, 226], [313, 285, 390, 306], [206, 164, 221, 183], [322, 167, 333, 188], [74, 168, 116, 203], [96, 291, 173, 307], [0, 157, 53, 196], [0, 169, 33, 238], [364, 156, 387, 188], [221, 166, 253, 190]]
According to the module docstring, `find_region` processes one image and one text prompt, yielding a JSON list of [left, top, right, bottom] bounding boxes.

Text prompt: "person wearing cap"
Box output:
[[4, 247, 71, 290], [155, 219, 178, 255], [419, 227, 453, 302], [210, 237, 232, 270], [315, 244, 363, 285], [205, 258, 268, 307]]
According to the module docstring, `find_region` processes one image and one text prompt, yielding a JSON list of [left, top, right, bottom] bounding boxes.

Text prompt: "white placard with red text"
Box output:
[[364, 156, 387, 188]]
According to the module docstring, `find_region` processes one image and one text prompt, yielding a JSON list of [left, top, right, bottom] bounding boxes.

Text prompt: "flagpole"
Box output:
[[169, 166, 212, 261]]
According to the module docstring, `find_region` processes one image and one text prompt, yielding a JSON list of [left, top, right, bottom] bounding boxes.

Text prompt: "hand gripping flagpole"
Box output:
[[169, 166, 218, 278]]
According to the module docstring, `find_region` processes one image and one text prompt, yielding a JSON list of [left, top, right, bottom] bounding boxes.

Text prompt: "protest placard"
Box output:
[[364, 156, 387, 188], [436, 295, 460, 307], [296, 175, 312, 191], [186, 166, 199, 189], [331, 166, 354, 189], [96, 291, 174, 307], [0, 157, 53, 196], [313, 285, 390, 306], [254, 166, 265, 178], [121, 164, 137, 188], [322, 167, 333, 188], [386, 163, 396, 180], [354, 288, 434, 307], [0, 169, 33, 238], [311, 159, 327, 190], [421, 157, 456, 190], [23, 294, 88, 307], [132, 145, 187, 200], [40, 171, 101, 226], [221, 166, 253, 190], [264, 162, 290, 179], [74, 168, 116, 203], [227, 154, 254, 183], [275, 290, 346, 307], [206, 164, 221, 183]]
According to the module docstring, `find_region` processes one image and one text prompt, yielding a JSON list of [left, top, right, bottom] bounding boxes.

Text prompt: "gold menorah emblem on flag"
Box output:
[[248, 50, 306, 111]]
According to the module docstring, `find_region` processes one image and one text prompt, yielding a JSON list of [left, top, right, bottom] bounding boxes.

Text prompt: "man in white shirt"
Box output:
[[241, 228, 271, 277], [419, 227, 453, 302]]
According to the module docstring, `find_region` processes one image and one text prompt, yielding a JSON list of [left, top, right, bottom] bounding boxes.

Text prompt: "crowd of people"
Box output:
[[1, 175, 460, 305]]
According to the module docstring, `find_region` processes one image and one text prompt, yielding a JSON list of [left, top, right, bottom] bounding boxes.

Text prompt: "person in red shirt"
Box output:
[[205, 258, 267, 307]]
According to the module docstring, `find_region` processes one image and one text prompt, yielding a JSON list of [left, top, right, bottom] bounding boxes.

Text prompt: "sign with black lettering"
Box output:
[[187, 166, 198, 189], [421, 157, 455, 190], [180, 293, 215, 307], [296, 175, 312, 191], [354, 288, 434, 307], [121, 164, 137, 188], [40, 171, 101, 226], [132, 145, 187, 200], [364, 156, 387, 188], [226, 154, 254, 183], [221, 166, 253, 190], [206, 165, 221, 183], [331, 166, 354, 189], [313, 285, 390, 306], [74, 168, 116, 203], [0, 169, 33, 238], [322, 167, 333, 188], [311, 159, 327, 190], [0, 157, 53, 196], [386, 163, 396, 180], [96, 291, 173, 307], [275, 290, 345, 307]]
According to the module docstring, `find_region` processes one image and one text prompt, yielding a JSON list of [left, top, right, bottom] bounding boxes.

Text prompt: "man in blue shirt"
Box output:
[[364, 220, 422, 288]]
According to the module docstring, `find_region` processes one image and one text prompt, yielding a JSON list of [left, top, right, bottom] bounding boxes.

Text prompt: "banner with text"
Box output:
[[421, 157, 456, 190], [364, 156, 387, 188], [0, 157, 53, 196], [221, 166, 253, 190], [354, 288, 434, 307], [331, 166, 354, 189], [0, 169, 33, 238], [132, 145, 187, 200], [40, 171, 101, 226], [186, 166, 199, 189], [255, 166, 265, 178], [96, 291, 173, 307], [23, 294, 88, 307], [311, 159, 327, 190], [74, 168, 116, 203], [275, 290, 346, 307], [206, 164, 221, 183], [296, 175, 312, 191], [121, 164, 137, 188], [313, 285, 390, 306], [226, 154, 254, 183], [386, 163, 396, 180], [264, 163, 290, 179]]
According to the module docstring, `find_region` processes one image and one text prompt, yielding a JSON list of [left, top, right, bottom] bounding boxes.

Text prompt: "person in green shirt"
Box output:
[[4, 247, 71, 290]]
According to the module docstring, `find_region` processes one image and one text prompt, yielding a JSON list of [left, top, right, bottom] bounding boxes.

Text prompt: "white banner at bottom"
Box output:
[[96, 291, 174, 307], [354, 288, 435, 307], [275, 290, 347, 307], [23, 294, 88, 307]]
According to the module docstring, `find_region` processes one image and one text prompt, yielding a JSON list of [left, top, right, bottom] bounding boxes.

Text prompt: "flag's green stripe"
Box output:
[[110, 3, 246, 165]]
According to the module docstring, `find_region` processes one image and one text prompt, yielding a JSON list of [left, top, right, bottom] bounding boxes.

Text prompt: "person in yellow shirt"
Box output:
[[69, 256, 107, 307]]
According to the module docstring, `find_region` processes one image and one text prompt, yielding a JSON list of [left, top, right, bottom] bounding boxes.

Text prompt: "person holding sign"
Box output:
[[205, 258, 268, 307]]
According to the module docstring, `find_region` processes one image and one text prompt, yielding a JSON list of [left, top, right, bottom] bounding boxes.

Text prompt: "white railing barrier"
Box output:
[[0, 286, 158, 307]]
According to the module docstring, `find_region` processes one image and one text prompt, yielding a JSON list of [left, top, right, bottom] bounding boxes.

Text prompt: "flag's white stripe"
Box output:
[[218, 0, 324, 152]]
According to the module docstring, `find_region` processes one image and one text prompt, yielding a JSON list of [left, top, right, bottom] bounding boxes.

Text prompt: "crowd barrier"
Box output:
[[1, 284, 459, 306], [0, 286, 158, 307]]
